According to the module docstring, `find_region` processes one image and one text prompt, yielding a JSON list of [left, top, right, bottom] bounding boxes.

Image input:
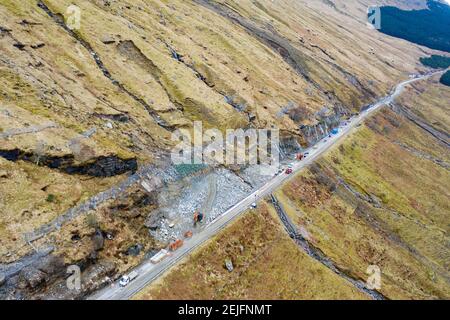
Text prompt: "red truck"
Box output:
[[169, 239, 184, 251]]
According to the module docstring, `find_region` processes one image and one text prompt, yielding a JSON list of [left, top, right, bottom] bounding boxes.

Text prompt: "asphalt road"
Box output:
[[89, 71, 444, 300]]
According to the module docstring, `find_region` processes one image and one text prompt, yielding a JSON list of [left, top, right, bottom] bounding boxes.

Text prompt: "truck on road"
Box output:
[[169, 239, 184, 252], [150, 249, 170, 264], [119, 271, 139, 287]]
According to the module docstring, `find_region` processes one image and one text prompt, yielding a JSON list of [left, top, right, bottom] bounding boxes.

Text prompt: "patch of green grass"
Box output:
[[46, 194, 56, 203]]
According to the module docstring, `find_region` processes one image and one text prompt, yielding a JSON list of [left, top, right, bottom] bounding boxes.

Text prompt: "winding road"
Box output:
[[89, 70, 445, 300]]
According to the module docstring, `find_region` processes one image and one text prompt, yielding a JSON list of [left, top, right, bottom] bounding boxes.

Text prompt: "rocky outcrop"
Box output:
[[37, 1, 173, 131], [32, 260, 116, 300], [125, 244, 143, 257], [0, 149, 137, 177], [300, 106, 349, 146], [16, 255, 65, 291], [92, 230, 105, 252], [80, 260, 116, 294], [0, 273, 6, 287], [18, 267, 47, 290], [108, 187, 158, 219]]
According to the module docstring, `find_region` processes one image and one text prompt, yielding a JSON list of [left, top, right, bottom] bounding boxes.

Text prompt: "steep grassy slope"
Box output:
[[0, 0, 432, 263], [276, 76, 450, 299], [1, 0, 449, 298]]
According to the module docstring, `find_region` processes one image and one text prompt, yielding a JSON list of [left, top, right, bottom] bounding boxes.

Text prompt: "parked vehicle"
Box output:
[[169, 239, 184, 251], [286, 168, 293, 174], [119, 271, 139, 287], [150, 249, 170, 264], [193, 211, 204, 225]]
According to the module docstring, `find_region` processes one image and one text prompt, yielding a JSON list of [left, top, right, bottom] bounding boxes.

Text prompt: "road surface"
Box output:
[[89, 70, 444, 300]]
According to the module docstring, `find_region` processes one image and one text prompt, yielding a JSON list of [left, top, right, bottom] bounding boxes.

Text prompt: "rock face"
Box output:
[[109, 189, 157, 219], [92, 230, 105, 251], [18, 267, 47, 290], [0, 150, 138, 177], [31, 260, 117, 300], [17, 255, 65, 290], [81, 261, 116, 294], [36, 255, 66, 275], [126, 244, 143, 257], [101, 35, 116, 44], [0, 273, 6, 287], [0, 170, 9, 178], [145, 212, 165, 230]]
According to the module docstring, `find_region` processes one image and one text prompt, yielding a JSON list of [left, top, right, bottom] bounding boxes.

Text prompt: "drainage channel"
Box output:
[[37, 1, 174, 131], [270, 194, 387, 300]]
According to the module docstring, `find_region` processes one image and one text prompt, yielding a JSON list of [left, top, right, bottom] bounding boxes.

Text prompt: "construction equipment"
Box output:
[[193, 211, 204, 225], [169, 239, 184, 251]]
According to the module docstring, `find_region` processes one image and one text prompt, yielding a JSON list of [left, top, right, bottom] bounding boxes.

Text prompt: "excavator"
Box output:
[[193, 211, 204, 226]]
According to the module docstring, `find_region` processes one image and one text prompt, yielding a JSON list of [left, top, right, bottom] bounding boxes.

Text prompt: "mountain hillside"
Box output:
[[0, 0, 448, 299], [138, 74, 450, 300]]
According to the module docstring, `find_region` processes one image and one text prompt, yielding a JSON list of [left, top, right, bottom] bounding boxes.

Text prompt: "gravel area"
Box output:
[[149, 168, 252, 243]]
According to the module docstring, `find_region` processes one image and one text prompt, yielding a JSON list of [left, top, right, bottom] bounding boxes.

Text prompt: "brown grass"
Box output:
[[135, 202, 367, 300]]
